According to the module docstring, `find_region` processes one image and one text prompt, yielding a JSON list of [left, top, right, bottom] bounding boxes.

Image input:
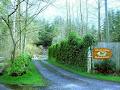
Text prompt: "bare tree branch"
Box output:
[[21, 0, 56, 33], [8, 0, 25, 18]]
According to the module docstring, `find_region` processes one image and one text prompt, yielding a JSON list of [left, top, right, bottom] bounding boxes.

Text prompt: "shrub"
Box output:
[[94, 60, 116, 74], [48, 32, 95, 72], [7, 53, 32, 76], [83, 34, 96, 47]]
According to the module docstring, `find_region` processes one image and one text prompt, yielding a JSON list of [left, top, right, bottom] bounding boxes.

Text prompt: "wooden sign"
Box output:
[[93, 48, 112, 60]]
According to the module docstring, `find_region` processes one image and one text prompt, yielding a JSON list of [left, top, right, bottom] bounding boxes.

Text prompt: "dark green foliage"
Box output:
[[103, 10, 120, 42], [83, 34, 96, 47], [37, 23, 55, 47], [94, 60, 116, 74], [48, 32, 95, 72], [7, 53, 32, 76]]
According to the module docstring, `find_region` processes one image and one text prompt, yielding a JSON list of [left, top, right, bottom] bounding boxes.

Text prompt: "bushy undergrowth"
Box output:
[[48, 32, 95, 71], [7, 53, 32, 76], [94, 60, 116, 74]]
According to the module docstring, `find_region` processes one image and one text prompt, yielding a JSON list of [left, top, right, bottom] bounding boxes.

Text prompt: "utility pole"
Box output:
[[105, 0, 110, 42]]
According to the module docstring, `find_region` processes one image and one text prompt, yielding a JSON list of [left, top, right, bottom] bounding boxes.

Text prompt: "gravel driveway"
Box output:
[[0, 84, 10, 90], [1, 58, 120, 90], [33, 60, 120, 90]]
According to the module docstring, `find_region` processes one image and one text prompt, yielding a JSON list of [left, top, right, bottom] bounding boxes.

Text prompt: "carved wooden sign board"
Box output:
[[93, 48, 112, 60]]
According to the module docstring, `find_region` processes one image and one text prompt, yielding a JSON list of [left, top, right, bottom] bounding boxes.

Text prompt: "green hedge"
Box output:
[[48, 32, 95, 71]]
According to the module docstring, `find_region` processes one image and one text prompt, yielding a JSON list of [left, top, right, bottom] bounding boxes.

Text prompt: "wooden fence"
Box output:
[[94, 42, 120, 70]]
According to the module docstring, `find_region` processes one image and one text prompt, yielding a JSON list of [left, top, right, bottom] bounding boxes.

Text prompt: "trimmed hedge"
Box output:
[[48, 32, 95, 71]]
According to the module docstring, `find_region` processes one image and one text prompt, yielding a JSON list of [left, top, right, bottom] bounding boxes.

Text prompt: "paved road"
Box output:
[[0, 84, 10, 90], [34, 60, 120, 90]]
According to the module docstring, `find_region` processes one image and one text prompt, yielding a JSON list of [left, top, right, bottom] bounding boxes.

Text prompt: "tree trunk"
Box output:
[[66, 0, 69, 35], [98, 0, 101, 41], [104, 0, 110, 42], [86, 0, 88, 34], [79, 0, 84, 35], [22, 33, 26, 52], [22, 0, 29, 52], [7, 19, 16, 61], [11, 43, 16, 63], [17, 0, 22, 52]]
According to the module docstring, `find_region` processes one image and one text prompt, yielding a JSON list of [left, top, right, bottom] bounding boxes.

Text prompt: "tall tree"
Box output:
[[79, 0, 83, 35], [0, 0, 55, 61], [103, 10, 120, 42], [1, 0, 25, 61], [22, 0, 29, 52], [98, 0, 101, 41], [17, 0, 22, 51], [85, 0, 88, 33], [104, 0, 110, 42]]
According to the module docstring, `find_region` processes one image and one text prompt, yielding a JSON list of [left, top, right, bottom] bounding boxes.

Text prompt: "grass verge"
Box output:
[[0, 62, 47, 86], [48, 58, 120, 83]]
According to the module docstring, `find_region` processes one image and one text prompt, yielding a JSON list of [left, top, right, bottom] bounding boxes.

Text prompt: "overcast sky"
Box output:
[[11, 0, 120, 26], [36, 0, 120, 26]]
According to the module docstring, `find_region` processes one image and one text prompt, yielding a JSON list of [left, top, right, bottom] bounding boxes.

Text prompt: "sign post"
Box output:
[[87, 48, 112, 73], [87, 47, 92, 73]]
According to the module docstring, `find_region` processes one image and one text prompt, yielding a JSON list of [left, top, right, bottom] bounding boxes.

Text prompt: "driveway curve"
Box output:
[[34, 59, 120, 90], [0, 84, 10, 90]]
